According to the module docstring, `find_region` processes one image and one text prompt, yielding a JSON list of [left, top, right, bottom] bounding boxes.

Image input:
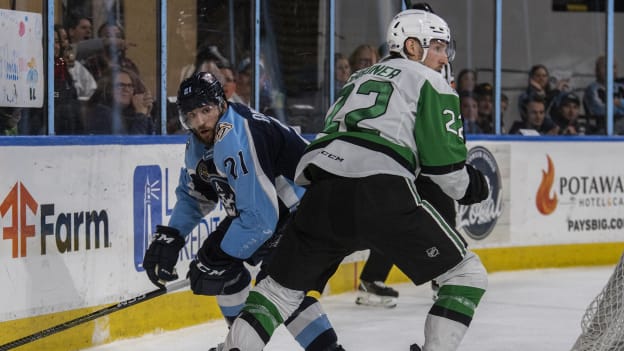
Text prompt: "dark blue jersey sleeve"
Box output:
[[213, 104, 307, 259]]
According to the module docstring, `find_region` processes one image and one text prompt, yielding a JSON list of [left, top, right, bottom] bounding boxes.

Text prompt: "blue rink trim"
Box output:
[[295, 315, 333, 348], [0, 134, 189, 146], [464, 134, 624, 142], [2, 134, 624, 146]]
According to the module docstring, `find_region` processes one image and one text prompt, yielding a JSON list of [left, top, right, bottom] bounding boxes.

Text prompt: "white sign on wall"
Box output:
[[0, 9, 44, 108], [0, 144, 225, 321], [509, 142, 624, 245]]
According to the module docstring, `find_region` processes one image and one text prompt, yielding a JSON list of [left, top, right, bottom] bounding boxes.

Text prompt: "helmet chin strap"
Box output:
[[401, 39, 428, 62], [420, 48, 429, 63]]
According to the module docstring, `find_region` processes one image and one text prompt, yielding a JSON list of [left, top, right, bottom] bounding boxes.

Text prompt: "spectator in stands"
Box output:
[[235, 56, 272, 113], [85, 68, 154, 134], [501, 92, 509, 116], [583, 55, 624, 134], [349, 44, 379, 72], [58, 21, 97, 101], [84, 22, 140, 83], [165, 99, 185, 135], [196, 60, 225, 84], [474, 82, 494, 133], [456, 68, 477, 94], [335, 53, 351, 91], [219, 63, 244, 104], [518, 64, 569, 121], [54, 24, 83, 135], [0, 108, 20, 135], [181, 44, 229, 84], [551, 91, 584, 135], [192, 45, 227, 81], [508, 94, 558, 135], [461, 91, 482, 134], [66, 12, 93, 44], [64, 43, 97, 101], [194, 48, 253, 119], [235, 57, 253, 107]]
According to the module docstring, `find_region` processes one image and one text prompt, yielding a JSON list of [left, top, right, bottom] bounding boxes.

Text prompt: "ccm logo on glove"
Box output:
[[195, 261, 227, 276], [142, 225, 185, 288]]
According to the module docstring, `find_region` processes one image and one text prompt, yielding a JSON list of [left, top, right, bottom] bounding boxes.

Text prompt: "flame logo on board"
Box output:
[[536, 155, 558, 215]]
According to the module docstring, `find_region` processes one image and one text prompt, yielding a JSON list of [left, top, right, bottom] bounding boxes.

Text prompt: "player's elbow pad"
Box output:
[[458, 164, 489, 205]]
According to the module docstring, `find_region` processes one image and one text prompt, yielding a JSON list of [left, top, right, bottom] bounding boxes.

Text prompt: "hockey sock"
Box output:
[[217, 284, 250, 327], [430, 284, 485, 325], [423, 284, 485, 351], [223, 276, 306, 351], [221, 291, 283, 351], [284, 294, 339, 351]]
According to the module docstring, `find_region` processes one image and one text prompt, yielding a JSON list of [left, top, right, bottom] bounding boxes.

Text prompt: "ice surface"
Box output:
[[83, 266, 613, 351]]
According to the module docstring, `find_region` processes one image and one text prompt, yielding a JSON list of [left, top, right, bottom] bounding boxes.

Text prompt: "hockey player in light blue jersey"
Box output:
[[142, 72, 343, 351]]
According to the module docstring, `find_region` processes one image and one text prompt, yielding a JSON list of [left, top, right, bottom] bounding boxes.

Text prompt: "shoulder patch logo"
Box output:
[[215, 122, 233, 143]]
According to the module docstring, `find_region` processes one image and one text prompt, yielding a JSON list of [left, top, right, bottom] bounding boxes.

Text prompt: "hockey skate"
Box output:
[[409, 344, 422, 351], [354, 280, 399, 308]]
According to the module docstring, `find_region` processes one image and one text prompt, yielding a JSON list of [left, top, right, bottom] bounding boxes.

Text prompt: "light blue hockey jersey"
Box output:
[[168, 102, 308, 259]]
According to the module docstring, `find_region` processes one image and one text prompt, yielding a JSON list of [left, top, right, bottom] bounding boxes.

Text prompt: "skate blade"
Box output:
[[355, 292, 397, 308]]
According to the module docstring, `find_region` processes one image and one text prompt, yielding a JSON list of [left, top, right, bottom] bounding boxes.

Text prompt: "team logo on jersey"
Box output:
[[215, 122, 233, 142], [457, 146, 503, 240], [197, 159, 216, 183]]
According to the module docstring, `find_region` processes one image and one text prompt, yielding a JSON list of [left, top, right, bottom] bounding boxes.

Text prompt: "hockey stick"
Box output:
[[0, 279, 189, 351]]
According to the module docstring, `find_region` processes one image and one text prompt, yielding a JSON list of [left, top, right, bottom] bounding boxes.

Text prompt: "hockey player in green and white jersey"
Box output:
[[221, 9, 489, 351]]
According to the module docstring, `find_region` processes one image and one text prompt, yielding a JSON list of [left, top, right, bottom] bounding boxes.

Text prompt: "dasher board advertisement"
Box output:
[[0, 144, 225, 321]]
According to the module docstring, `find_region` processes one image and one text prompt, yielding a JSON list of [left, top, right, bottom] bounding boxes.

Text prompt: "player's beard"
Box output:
[[193, 127, 215, 146]]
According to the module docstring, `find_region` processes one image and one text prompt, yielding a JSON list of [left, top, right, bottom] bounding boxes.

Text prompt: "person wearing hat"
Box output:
[[552, 91, 584, 135]]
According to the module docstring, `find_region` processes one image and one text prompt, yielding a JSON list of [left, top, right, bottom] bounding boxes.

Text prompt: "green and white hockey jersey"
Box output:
[[295, 57, 469, 199]]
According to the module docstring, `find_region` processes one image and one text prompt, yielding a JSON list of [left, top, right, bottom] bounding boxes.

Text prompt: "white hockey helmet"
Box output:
[[386, 9, 454, 62]]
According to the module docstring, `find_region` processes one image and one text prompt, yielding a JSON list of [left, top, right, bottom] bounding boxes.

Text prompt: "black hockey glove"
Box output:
[[458, 164, 489, 205], [187, 226, 248, 296], [142, 225, 185, 288]]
